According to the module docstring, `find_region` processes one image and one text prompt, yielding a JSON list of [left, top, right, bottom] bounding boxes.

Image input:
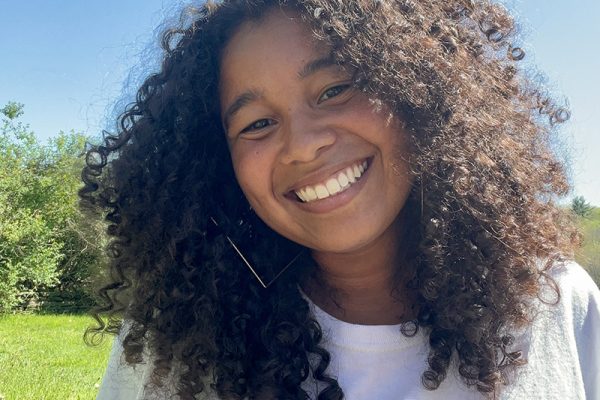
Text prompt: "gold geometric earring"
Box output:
[[209, 216, 304, 288]]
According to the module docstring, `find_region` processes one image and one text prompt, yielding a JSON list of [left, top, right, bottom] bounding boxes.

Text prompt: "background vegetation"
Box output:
[[0, 102, 110, 399], [0, 102, 105, 313], [0, 314, 112, 400], [572, 197, 600, 285]]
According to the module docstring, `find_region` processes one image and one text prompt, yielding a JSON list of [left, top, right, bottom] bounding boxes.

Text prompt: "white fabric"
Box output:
[[97, 261, 600, 399]]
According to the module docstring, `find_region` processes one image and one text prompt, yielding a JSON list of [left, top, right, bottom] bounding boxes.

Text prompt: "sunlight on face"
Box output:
[[219, 8, 413, 257]]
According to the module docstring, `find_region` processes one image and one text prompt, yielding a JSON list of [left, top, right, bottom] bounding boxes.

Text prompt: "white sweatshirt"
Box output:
[[97, 261, 600, 399]]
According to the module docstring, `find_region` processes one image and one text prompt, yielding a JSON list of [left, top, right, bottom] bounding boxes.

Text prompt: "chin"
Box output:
[[308, 232, 380, 254]]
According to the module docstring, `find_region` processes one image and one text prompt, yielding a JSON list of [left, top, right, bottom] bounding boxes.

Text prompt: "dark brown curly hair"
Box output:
[[80, 0, 578, 398]]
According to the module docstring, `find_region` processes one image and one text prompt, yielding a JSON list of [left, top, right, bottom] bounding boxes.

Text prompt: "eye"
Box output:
[[240, 118, 275, 134], [318, 84, 352, 104]]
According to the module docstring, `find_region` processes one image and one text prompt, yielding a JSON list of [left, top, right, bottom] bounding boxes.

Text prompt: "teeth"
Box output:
[[305, 186, 318, 201], [294, 159, 369, 203], [346, 167, 356, 183], [315, 184, 329, 199], [338, 171, 349, 187], [325, 178, 341, 195], [298, 189, 308, 202]]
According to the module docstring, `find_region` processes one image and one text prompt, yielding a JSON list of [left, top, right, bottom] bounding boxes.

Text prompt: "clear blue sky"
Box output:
[[1, 0, 598, 205]]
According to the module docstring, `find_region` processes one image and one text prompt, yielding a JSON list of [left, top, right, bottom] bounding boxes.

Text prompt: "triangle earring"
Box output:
[[209, 216, 304, 288]]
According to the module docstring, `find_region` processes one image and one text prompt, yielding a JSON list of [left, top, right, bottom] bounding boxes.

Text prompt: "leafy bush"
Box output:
[[0, 102, 105, 312], [575, 206, 600, 287]]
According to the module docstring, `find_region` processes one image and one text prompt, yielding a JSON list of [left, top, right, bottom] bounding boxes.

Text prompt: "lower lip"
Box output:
[[288, 160, 372, 214]]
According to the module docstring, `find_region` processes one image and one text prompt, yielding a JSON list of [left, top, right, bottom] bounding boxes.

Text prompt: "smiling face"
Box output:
[[219, 8, 413, 256]]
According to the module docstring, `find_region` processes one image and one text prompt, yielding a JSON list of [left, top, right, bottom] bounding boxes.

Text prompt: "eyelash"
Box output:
[[240, 118, 275, 134], [318, 83, 351, 103], [238, 83, 352, 135]]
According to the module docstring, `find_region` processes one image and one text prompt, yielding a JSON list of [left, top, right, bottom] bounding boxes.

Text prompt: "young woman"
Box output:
[[84, 0, 600, 399]]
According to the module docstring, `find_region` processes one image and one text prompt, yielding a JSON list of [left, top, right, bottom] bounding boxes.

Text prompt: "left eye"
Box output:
[[240, 118, 275, 134], [318, 84, 351, 103]]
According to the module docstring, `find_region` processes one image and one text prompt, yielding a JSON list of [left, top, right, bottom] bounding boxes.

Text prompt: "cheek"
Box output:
[[231, 146, 270, 199], [346, 98, 398, 139]]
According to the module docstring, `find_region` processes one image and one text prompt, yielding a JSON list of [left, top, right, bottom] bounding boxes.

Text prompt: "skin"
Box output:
[[219, 9, 415, 325]]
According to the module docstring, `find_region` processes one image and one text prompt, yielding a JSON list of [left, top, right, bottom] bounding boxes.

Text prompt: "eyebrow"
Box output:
[[222, 89, 262, 130], [297, 55, 337, 79], [222, 55, 338, 130]]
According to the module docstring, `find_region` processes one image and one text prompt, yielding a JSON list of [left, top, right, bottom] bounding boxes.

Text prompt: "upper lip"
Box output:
[[284, 157, 371, 193]]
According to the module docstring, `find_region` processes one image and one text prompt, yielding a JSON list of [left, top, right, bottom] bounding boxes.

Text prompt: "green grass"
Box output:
[[0, 314, 113, 400]]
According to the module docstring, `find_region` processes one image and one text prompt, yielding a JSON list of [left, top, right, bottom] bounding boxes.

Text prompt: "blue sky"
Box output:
[[1, 0, 598, 205]]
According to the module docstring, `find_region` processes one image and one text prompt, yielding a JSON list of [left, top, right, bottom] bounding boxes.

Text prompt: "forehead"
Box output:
[[218, 8, 328, 107]]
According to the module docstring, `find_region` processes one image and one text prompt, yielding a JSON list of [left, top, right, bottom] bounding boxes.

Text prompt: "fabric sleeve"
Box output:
[[566, 264, 600, 400], [96, 327, 150, 400]]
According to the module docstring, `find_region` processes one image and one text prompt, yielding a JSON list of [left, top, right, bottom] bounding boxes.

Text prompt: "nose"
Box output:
[[279, 111, 336, 165]]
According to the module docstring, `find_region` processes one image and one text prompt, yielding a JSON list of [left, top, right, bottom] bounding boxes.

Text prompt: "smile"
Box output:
[[294, 159, 369, 203]]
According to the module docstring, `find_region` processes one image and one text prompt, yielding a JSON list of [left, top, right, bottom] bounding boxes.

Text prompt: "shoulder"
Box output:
[[545, 260, 600, 330], [96, 324, 151, 400], [528, 260, 600, 347], [504, 260, 600, 399], [549, 259, 598, 292], [97, 323, 219, 400]]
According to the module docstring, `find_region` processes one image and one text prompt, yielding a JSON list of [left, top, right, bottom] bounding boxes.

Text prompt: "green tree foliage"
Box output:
[[571, 195, 593, 218], [1, 101, 25, 120], [0, 103, 104, 312], [575, 206, 600, 288]]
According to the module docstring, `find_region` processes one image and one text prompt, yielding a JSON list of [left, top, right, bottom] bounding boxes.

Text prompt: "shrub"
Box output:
[[0, 102, 105, 312], [575, 207, 600, 287]]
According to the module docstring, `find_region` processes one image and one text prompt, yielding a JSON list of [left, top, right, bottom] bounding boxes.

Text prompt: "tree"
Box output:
[[571, 196, 593, 218], [0, 101, 24, 120], [0, 102, 104, 312]]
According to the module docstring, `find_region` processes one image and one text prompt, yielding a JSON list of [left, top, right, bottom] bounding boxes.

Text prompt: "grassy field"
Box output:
[[0, 314, 113, 400]]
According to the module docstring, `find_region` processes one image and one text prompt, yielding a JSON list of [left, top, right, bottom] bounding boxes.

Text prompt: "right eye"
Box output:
[[318, 83, 351, 104], [240, 118, 275, 135]]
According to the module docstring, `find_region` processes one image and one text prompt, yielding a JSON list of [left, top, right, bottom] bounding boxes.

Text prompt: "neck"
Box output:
[[302, 219, 414, 325]]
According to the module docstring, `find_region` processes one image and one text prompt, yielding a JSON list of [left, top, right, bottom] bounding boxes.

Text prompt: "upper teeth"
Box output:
[[294, 160, 368, 203]]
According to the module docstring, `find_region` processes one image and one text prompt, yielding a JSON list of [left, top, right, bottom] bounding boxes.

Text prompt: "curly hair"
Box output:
[[80, 0, 578, 398]]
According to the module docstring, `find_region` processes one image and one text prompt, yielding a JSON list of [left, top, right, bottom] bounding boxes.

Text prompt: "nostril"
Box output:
[[279, 124, 337, 165]]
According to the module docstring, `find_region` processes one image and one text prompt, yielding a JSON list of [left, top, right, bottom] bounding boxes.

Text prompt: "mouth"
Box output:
[[287, 158, 372, 203]]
